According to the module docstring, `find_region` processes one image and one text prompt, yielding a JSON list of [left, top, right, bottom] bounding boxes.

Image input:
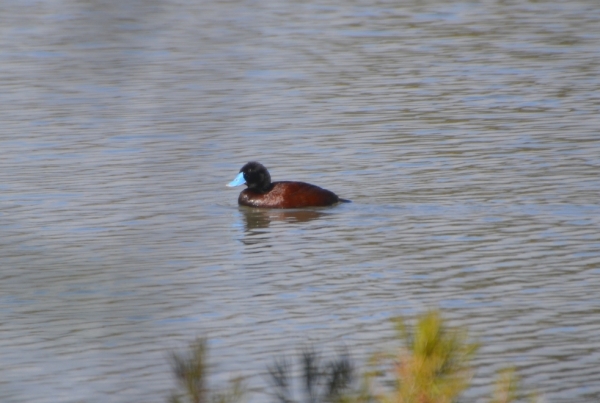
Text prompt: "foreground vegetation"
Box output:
[[168, 310, 533, 403]]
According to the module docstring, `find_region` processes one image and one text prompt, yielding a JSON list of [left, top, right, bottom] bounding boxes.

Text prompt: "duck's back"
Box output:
[[238, 181, 340, 208]]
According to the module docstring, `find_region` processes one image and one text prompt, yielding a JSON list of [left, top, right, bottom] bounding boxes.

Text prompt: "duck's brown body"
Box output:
[[238, 181, 340, 208]]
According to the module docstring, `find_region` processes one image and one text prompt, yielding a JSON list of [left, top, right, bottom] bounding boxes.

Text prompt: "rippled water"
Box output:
[[1, 1, 600, 402]]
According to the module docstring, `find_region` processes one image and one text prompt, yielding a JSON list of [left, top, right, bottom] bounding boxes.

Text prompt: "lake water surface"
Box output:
[[1, 1, 600, 402]]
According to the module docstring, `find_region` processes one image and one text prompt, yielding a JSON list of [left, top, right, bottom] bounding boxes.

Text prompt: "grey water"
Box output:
[[1, 0, 600, 402]]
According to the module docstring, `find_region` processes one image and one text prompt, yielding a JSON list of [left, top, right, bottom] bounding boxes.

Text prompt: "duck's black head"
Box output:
[[227, 161, 272, 192]]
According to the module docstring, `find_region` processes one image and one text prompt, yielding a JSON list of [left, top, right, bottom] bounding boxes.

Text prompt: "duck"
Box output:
[[227, 161, 349, 208]]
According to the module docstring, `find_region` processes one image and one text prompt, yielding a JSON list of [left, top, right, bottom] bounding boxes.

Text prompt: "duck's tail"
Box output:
[[339, 198, 352, 203]]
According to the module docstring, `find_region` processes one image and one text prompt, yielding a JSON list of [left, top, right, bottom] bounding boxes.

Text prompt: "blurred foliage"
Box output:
[[489, 367, 520, 403], [169, 338, 243, 403], [367, 310, 479, 403], [267, 346, 355, 403], [168, 311, 537, 403]]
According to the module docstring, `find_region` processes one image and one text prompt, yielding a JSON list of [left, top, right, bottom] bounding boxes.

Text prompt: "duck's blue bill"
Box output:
[[227, 172, 246, 187]]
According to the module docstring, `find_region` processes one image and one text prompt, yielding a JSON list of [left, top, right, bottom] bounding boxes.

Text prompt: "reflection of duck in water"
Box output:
[[227, 162, 350, 208], [241, 208, 328, 231]]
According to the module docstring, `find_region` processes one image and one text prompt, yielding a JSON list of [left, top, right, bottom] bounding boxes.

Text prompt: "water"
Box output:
[[1, 0, 600, 402]]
